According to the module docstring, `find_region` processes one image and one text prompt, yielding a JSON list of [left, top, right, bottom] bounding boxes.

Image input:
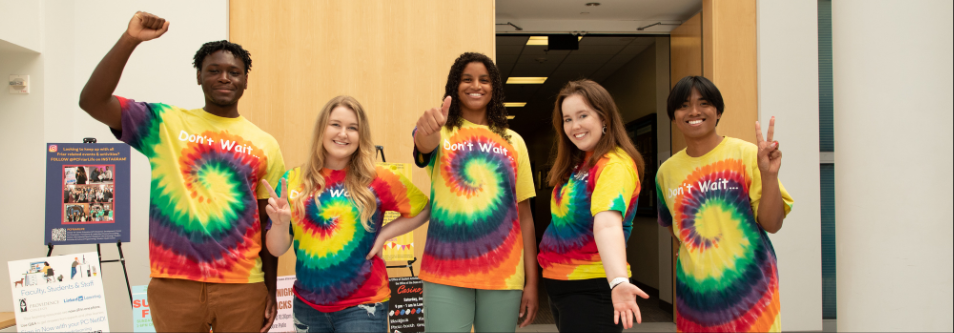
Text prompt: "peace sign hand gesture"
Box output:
[[261, 179, 291, 227], [755, 116, 782, 175]]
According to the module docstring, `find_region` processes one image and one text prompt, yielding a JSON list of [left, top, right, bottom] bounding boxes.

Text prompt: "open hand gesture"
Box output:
[[756, 116, 782, 175], [261, 179, 291, 227], [416, 96, 452, 137], [127, 11, 170, 42], [612, 282, 650, 329]]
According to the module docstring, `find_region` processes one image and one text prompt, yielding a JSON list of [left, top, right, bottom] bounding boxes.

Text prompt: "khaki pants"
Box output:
[[147, 278, 267, 332]]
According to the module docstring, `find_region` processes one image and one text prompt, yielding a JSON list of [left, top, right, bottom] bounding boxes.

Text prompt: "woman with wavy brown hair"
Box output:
[[538, 79, 649, 332]]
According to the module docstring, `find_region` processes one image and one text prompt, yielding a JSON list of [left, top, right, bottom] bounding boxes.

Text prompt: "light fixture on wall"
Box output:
[[506, 77, 547, 84], [504, 102, 527, 107], [507, 115, 516, 119]]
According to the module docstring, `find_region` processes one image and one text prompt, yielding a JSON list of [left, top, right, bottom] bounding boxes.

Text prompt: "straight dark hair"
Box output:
[[548, 79, 645, 187], [666, 76, 725, 124]]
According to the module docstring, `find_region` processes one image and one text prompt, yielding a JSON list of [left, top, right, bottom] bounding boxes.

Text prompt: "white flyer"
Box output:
[[269, 275, 296, 333], [8, 251, 110, 332]]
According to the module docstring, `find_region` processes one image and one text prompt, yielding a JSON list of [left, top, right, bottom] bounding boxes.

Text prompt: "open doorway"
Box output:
[[498, 33, 672, 324]]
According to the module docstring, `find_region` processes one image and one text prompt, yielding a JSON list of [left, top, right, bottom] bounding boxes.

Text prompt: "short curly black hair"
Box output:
[[192, 40, 252, 74], [443, 52, 511, 143]]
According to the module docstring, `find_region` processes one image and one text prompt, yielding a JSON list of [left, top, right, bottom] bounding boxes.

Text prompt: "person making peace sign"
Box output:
[[264, 96, 431, 333], [656, 76, 794, 332]]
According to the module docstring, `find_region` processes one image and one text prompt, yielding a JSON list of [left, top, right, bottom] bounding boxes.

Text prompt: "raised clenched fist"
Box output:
[[127, 11, 170, 42]]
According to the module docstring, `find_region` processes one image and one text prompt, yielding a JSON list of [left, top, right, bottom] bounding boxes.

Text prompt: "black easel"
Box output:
[[375, 145, 418, 277], [48, 137, 133, 308]]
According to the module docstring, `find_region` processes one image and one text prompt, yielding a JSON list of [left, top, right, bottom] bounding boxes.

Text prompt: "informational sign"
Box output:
[[387, 277, 424, 333], [270, 275, 296, 333], [8, 251, 110, 332], [132, 285, 154, 332], [45, 143, 131, 245], [376, 162, 415, 261]]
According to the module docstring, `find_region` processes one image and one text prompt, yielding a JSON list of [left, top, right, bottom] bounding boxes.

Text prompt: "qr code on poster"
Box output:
[[52, 228, 66, 241]]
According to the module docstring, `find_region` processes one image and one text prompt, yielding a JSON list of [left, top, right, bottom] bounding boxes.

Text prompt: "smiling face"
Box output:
[[673, 87, 720, 140], [322, 106, 360, 169], [562, 94, 605, 152], [197, 50, 248, 106], [457, 62, 492, 114]]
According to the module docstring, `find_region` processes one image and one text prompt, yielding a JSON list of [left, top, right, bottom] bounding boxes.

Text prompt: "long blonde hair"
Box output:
[[296, 95, 378, 232]]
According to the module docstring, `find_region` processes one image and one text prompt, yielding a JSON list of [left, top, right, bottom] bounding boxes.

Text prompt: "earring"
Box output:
[[602, 125, 607, 134]]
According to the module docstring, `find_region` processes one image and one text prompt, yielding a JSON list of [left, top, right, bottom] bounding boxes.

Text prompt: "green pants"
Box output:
[[423, 281, 523, 332]]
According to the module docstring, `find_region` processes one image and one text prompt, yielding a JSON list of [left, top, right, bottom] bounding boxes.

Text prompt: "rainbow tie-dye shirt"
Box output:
[[413, 119, 535, 290], [113, 96, 285, 283], [279, 166, 427, 312], [656, 137, 793, 332], [538, 148, 640, 280]]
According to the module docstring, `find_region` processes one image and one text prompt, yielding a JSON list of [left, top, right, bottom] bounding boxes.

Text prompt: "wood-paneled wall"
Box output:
[[229, 0, 496, 277], [703, 0, 758, 144], [669, 12, 703, 154]]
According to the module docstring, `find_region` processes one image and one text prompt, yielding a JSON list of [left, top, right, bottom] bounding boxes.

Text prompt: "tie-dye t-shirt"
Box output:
[[279, 166, 427, 312], [413, 119, 535, 290], [656, 137, 793, 332], [538, 148, 640, 280], [112, 96, 285, 283]]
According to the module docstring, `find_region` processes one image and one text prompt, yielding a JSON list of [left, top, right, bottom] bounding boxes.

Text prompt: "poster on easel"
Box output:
[[45, 143, 131, 245], [8, 251, 110, 332], [376, 162, 415, 261], [387, 276, 424, 333]]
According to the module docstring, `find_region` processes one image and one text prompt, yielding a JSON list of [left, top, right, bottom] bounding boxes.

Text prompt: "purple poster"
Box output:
[[44, 143, 131, 245]]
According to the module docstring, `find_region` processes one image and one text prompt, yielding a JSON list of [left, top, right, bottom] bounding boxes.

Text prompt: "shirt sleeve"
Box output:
[[376, 167, 428, 218], [513, 135, 536, 203], [257, 140, 287, 200], [590, 161, 638, 216], [656, 173, 673, 227], [109, 96, 165, 157], [747, 153, 795, 222]]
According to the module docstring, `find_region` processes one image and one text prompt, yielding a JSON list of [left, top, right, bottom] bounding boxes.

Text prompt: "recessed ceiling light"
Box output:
[[504, 102, 527, 107], [585, 2, 600, 7], [507, 115, 516, 120], [525, 36, 583, 46], [507, 77, 547, 84]]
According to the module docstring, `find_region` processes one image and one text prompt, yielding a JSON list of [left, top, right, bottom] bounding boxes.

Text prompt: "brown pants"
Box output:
[[147, 278, 267, 332]]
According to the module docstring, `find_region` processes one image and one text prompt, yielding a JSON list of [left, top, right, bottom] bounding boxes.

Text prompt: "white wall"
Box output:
[[0, 0, 43, 52], [832, 1, 954, 331], [757, 1, 823, 331], [0, 1, 228, 331]]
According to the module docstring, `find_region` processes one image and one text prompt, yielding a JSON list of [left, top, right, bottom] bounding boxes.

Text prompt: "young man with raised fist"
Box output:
[[78, 11, 284, 333]]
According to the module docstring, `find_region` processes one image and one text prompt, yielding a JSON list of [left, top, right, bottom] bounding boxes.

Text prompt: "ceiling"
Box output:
[[499, 35, 656, 136], [494, 0, 701, 137]]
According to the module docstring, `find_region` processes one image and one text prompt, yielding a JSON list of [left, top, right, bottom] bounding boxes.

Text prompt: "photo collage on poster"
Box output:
[[62, 165, 115, 224]]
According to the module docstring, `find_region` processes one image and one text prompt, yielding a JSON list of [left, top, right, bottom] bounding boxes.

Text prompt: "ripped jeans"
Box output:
[[293, 297, 389, 333]]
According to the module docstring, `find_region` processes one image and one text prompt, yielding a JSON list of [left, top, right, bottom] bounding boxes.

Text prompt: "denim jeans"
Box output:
[[293, 297, 388, 333]]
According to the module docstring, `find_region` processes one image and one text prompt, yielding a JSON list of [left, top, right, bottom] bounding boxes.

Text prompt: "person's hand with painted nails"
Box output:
[[756, 116, 782, 175]]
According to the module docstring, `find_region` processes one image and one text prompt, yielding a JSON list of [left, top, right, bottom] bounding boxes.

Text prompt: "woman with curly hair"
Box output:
[[412, 52, 539, 332]]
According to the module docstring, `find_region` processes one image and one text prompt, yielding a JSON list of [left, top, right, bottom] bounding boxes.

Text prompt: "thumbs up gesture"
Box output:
[[417, 96, 452, 136], [126, 11, 170, 42], [414, 96, 452, 153]]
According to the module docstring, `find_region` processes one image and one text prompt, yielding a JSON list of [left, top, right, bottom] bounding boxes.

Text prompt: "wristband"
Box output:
[[609, 277, 629, 290]]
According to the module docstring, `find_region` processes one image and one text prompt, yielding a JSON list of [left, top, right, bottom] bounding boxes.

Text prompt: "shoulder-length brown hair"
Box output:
[[548, 79, 646, 187]]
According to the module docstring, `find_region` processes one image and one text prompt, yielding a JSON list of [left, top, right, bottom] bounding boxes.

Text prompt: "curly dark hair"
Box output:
[[192, 40, 252, 74], [443, 52, 511, 143]]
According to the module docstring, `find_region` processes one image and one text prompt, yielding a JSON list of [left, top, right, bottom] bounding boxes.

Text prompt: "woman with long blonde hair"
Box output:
[[264, 95, 430, 332]]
